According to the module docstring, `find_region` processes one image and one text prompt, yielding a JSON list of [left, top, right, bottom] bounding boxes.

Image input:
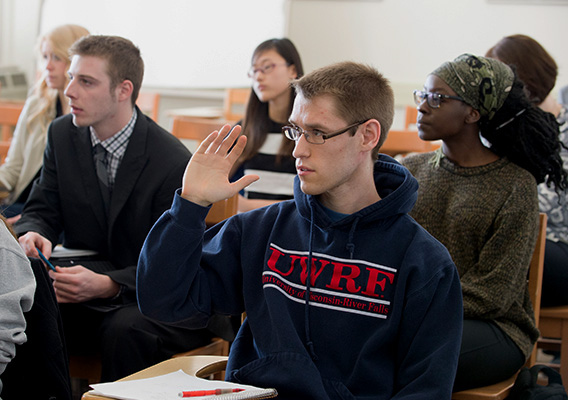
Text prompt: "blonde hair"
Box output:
[[26, 24, 90, 132]]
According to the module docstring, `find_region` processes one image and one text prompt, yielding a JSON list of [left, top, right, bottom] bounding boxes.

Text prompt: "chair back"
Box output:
[[381, 129, 436, 157], [0, 101, 24, 162], [526, 212, 547, 366], [171, 116, 227, 143], [404, 105, 418, 130], [0, 101, 24, 141], [136, 92, 160, 121], [223, 88, 250, 123]]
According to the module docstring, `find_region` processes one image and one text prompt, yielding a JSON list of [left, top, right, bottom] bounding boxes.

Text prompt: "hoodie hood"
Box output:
[[294, 154, 419, 231]]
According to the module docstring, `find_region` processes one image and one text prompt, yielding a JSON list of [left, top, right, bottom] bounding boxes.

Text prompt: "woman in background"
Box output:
[[231, 38, 304, 212], [401, 54, 567, 391], [0, 24, 89, 223], [486, 34, 568, 307]]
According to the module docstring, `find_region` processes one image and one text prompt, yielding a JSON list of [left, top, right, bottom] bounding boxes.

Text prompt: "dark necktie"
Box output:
[[94, 144, 111, 211]]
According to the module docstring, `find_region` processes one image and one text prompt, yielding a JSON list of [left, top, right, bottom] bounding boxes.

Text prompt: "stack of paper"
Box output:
[[89, 370, 277, 400]]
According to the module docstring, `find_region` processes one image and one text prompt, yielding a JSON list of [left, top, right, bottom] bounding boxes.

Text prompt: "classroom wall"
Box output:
[[286, 0, 568, 106], [0, 0, 42, 88], [1, 0, 567, 127]]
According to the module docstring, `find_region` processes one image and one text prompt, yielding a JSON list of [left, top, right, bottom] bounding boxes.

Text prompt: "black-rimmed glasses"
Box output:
[[413, 90, 465, 109], [282, 120, 368, 145], [247, 63, 289, 78]]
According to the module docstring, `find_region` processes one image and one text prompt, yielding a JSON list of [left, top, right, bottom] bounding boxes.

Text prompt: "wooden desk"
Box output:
[[81, 356, 228, 400]]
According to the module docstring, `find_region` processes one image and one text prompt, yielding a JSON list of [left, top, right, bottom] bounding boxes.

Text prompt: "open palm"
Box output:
[[181, 124, 259, 207]]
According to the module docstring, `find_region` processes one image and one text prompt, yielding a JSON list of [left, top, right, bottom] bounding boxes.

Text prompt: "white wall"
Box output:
[[2, 0, 567, 106], [38, 0, 287, 89], [0, 0, 43, 88], [286, 0, 568, 106]]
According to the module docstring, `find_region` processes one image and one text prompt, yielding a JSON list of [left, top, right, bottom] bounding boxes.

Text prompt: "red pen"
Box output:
[[178, 388, 245, 397]]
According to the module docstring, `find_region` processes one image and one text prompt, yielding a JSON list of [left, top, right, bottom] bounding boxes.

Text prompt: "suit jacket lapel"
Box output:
[[108, 109, 149, 229]]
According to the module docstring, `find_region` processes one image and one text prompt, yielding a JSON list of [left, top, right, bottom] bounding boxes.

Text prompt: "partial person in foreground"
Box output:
[[0, 24, 89, 224], [402, 53, 568, 391], [486, 34, 568, 307], [138, 61, 463, 399], [0, 214, 35, 398]]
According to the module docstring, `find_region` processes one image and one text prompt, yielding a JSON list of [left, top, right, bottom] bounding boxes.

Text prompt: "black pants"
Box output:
[[2, 258, 72, 400], [59, 302, 216, 381], [541, 239, 568, 307], [453, 319, 525, 392]]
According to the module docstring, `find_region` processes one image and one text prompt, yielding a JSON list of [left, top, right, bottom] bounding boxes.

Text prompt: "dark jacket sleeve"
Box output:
[[14, 121, 63, 245]]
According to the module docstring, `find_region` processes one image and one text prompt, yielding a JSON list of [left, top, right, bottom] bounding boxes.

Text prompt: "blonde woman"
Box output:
[[0, 24, 89, 223]]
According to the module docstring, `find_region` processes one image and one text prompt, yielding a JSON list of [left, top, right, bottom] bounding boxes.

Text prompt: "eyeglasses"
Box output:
[[413, 90, 465, 109], [247, 63, 288, 78], [282, 120, 368, 145]]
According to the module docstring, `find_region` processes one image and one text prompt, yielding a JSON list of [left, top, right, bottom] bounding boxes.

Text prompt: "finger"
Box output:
[[194, 129, 220, 154], [231, 174, 260, 193], [53, 289, 73, 303], [216, 125, 242, 155], [18, 236, 34, 257], [207, 124, 231, 152], [226, 134, 248, 164], [52, 278, 80, 300]]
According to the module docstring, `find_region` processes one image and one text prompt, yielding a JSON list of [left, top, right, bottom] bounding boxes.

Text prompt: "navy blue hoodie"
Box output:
[[138, 155, 463, 399]]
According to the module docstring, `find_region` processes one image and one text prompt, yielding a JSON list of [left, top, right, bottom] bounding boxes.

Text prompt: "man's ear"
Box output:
[[465, 107, 481, 124], [116, 80, 134, 103], [360, 119, 381, 152]]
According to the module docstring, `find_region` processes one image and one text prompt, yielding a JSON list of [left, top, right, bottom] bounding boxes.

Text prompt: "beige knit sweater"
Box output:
[[401, 152, 540, 359]]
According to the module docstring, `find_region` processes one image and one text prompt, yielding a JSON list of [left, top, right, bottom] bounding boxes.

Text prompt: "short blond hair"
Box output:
[[292, 61, 394, 159], [69, 35, 144, 106]]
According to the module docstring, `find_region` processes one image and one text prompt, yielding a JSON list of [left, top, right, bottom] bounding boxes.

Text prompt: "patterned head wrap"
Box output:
[[431, 53, 514, 121]]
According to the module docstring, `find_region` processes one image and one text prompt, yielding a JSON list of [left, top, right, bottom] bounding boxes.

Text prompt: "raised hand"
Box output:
[[181, 124, 259, 207]]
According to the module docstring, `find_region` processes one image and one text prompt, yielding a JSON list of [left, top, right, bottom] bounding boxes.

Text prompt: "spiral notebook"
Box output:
[[89, 370, 277, 400]]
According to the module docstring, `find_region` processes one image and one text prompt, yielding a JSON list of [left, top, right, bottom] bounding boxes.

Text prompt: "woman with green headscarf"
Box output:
[[401, 54, 567, 392]]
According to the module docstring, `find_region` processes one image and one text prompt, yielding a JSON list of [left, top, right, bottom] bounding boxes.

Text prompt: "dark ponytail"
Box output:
[[479, 75, 568, 191]]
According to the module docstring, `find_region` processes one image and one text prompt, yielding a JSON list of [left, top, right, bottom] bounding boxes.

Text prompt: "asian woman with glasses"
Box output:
[[401, 54, 567, 391], [230, 38, 304, 212]]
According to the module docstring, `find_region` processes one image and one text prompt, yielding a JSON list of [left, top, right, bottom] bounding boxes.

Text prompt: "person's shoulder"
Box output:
[[399, 152, 431, 167], [393, 214, 457, 275], [49, 113, 74, 129], [46, 114, 77, 143], [0, 223, 28, 261], [501, 159, 537, 186], [398, 152, 435, 178]]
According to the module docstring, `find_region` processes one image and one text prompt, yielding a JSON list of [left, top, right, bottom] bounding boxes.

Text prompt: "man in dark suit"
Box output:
[[15, 35, 215, 381]]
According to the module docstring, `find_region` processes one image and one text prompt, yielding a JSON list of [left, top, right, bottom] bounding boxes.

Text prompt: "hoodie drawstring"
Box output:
[[304, 205, 318, 360], [346, 216, 360, 259]]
